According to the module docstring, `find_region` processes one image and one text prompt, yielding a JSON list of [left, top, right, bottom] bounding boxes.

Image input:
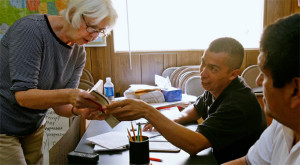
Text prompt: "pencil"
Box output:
[[127, 128, 133, 141], [131, 122, 137, 141], [139, 123, 142, 141], [137, 123, 140, 141]]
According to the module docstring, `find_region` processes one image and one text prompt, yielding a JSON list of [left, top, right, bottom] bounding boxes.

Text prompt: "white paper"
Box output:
[[94, 144, 127, 151], [155, 75, 172, 88], [86, 132, 129, 149], [142, 131, 161, 138], [140, 90, 165, 103]]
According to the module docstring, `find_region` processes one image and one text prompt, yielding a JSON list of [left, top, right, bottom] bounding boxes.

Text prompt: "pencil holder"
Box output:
[[129, 136, 149, 165]]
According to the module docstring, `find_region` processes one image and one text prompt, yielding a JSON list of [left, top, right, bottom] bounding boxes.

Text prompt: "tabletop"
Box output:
[[75, 120, 217, 165]]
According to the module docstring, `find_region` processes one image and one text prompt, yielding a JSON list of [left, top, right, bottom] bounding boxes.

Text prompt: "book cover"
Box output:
[[89, 80, 120, 128]]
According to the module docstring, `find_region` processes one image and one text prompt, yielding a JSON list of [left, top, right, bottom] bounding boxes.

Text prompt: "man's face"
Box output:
[[256, 53, 287, 120], [199, 50, 236, 98]]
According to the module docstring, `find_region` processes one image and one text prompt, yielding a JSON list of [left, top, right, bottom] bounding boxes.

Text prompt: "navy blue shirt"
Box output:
[[0, 14, 86, 136], [194, 77, 267, 164]]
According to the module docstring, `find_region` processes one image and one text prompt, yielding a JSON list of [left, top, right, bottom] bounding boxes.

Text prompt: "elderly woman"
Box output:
[[0, 0, 117, 164]]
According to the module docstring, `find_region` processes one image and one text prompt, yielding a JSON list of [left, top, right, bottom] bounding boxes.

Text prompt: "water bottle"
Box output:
[[104, 77, 114, 101]]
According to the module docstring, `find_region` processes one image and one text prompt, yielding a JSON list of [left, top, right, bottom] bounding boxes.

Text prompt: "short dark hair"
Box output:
[[260, 13, 300, 88], [208, 37, 244, 70]]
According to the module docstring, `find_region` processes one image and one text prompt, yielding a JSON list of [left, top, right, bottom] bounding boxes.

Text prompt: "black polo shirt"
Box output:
[[194, 77, 267, 164]]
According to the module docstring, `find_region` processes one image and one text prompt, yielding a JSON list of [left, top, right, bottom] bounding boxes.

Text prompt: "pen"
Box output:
[[127, 128, 133, 141], [131, 122, 137, 141], [150, 157, 162, 162]]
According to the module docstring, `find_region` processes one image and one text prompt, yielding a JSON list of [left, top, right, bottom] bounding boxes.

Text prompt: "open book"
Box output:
[[89, 80, 120, 128]]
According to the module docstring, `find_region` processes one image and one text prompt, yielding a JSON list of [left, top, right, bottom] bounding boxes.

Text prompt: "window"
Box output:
[[112, 0, 264, 52]]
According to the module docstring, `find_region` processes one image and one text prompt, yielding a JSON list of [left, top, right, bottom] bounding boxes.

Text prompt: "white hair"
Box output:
[[60, 0, 118, 35]]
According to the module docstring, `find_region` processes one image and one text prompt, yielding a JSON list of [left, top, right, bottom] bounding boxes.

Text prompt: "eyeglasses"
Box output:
[[82, 14, 106, 37]]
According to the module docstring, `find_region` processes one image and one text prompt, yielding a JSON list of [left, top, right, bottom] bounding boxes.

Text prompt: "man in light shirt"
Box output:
[[223, 13, 300, 165]]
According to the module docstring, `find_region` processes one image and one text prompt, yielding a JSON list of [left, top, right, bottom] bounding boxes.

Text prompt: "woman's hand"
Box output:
[[74, 107, 108, 120], [70, 89, 99, 109]]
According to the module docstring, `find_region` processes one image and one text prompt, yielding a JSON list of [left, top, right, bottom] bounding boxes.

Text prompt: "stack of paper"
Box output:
[[135, 106, 181, 124], [87, 132, 129, 151]]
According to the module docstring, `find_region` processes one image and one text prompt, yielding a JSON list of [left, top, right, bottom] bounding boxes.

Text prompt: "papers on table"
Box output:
[[87, 129, 181, 152], [135, 106, 182, 124], [94, 145, 127, 151], [87, 132, 129, 151], [142, 130, 161, 138], [149, 141, 180, 152]]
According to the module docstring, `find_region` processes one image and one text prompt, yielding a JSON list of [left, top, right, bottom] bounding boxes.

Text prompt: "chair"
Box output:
[[178, 71, 200, 93], [184, 76, 205, 97], [175, 66, 200, 88], [78, 79, 94, 91], [169, 65, 200, 88], [80, 69, 94, 84], [161, 67, 179, 78], [241, 65, 260, 88], [169, 66, 189, 87]]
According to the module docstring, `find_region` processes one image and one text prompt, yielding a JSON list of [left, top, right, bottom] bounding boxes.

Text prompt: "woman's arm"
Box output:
[[15, 88, 98, 110]]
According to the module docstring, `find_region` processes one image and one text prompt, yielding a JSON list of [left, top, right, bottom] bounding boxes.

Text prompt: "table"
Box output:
[[75, 120, 217, 165]]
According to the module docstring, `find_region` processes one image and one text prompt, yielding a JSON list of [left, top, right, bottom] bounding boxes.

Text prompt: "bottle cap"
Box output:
[[106, 77, 111, 82]]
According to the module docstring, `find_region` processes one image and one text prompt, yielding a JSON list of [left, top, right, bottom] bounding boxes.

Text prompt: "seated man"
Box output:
[[223, 13, 300, 165], [104, 37, 267, 164]]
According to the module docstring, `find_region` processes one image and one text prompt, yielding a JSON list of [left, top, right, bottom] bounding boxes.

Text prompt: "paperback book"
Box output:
[[89, 80, 120, 128]]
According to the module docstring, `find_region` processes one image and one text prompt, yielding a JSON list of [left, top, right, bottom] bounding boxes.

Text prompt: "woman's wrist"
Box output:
[[71, 106, 79, 116]]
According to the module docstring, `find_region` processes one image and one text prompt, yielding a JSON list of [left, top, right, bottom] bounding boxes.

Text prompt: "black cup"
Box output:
[[129, 136, 149, 165]]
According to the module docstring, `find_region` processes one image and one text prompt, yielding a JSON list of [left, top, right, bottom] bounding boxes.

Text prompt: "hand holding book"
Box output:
[[87, 80, 120, 128]]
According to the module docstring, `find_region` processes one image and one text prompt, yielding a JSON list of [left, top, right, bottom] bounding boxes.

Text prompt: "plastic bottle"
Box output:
[[104, 77, 114, 101]]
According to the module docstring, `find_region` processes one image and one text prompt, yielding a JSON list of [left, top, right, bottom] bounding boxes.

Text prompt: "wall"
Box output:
[[85, 0, 299, 96]]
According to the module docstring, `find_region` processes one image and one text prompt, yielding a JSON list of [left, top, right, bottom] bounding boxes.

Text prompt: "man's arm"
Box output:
[[143, 104, 201, 131], [174, 104, 201, 124], [106, 99, 211, 155], [222, 156, 247, 165]]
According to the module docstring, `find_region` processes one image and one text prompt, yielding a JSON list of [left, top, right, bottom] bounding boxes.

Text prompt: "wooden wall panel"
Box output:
[[112, 53, 141, 95], [291, 0, 300, 13], [245, 50, 260, 67], [90, 47, 111, 82], [141, 54, 164, 85], [84, 48, 92, 72], [176, 51, 203, 66], [240, 51, 248, 73], [264, 0, 293, 26], [163, 53, 177, 70]]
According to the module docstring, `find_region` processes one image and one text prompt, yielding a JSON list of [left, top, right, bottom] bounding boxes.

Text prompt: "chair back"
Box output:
[[241, 65, 260, 88], [184, 76, 204, 97], [162, 67, 179, 78], [81, 69, 94, 84], [178, 71, 200, 93]]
